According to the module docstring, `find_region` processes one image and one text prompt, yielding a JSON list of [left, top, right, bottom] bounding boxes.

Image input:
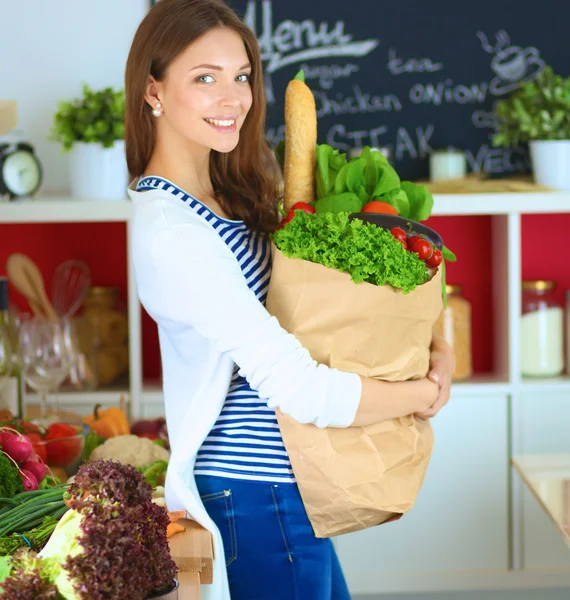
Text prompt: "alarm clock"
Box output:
[[0, 142, 43, 200]]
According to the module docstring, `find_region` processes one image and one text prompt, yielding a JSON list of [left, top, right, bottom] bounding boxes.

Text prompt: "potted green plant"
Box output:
[[492, 66, 570, 190], [50, 84, 127, 200]]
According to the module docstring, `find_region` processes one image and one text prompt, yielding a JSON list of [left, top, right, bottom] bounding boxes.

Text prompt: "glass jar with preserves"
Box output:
[[521, 280, 564, 377], [81, 287, 129, 387], [433, 284, 472, 381]]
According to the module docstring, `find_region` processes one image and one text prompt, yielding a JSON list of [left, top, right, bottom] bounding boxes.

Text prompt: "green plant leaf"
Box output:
[[381, 188, 410, 217], [371, 149, 390, 167], [401, 181, 434, 222], [330, 149, 347, 171], [294, 70, 305, 82], [442, 245, 457, 262], [334, 162, 351, 194], [316, 145, 334, 199], [372, 164, 401, 197], [360, 147, 379, 196], [492, 65, 570, 146], [354, 183, 370, 206], [48, 83, 125, 151], [346, 158, 367, 193], [314, 192, 362, 214]]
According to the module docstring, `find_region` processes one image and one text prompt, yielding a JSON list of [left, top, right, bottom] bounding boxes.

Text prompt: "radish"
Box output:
[[20, 469, 38, 491], [20, 459, 47, 483], [1, 432, 33, 464]]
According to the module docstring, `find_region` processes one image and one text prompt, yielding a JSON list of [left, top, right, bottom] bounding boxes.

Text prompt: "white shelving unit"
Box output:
[[3, 190, 570, 595]]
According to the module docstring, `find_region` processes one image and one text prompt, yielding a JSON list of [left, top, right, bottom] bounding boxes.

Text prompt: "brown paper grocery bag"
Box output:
[[266, 247, 443, 538]]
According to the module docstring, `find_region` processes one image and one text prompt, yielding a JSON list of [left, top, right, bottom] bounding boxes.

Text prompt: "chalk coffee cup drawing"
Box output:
[[491, 46, 527, 81]]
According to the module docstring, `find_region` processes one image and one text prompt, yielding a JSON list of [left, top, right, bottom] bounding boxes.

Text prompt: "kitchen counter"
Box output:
[[512, 454, 570, 548]]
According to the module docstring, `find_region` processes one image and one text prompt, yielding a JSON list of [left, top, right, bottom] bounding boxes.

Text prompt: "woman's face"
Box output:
[[148, 27, 253, 154]]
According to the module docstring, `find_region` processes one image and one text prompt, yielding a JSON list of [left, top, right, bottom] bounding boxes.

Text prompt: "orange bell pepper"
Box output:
[[83, 403, 130, 439]]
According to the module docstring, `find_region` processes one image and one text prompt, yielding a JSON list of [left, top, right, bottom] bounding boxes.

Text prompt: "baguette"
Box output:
[[283, 76, 317, 211]]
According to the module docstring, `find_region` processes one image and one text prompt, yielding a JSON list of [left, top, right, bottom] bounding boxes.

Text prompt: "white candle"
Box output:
[[430, 149, 466, 181]]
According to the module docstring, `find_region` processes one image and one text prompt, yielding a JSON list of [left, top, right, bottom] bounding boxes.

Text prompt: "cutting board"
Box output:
[[168, 519, 214, 584]]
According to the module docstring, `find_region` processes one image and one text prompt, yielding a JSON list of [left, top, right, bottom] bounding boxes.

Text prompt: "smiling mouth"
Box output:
[[204, 118, 236, 127]]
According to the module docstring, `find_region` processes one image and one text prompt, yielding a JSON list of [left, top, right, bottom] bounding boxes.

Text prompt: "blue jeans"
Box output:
[[195, 475, 352, 600]]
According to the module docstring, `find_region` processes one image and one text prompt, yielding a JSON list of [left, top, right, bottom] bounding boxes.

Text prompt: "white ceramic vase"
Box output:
[[529, 140, 570, 191], [69, 140, 128, 200]]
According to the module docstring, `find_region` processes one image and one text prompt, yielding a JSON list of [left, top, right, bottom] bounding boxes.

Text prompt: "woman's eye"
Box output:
[[236, 73, 250, 83], [196, 74, 215, 83]]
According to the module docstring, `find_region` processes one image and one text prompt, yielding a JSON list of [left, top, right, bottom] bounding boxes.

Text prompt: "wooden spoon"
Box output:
[[5, 253, 59, 321]]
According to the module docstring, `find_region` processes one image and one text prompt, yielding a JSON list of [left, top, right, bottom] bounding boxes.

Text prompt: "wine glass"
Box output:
[[18, 316, 72, 418]]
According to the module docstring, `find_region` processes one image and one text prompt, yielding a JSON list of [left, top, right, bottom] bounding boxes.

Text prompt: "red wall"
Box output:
[[1, 213, 568, 381]]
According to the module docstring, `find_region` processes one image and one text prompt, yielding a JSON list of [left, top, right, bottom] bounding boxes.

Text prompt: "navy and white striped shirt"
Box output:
[[137, 176, 295, 484]]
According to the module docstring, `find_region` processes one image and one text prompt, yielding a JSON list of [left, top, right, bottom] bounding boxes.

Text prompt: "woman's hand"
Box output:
[[416, 331, 454, 420]]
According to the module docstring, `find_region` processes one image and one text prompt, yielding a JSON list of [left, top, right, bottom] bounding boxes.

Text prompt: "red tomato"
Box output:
[[390, 227, 407, 243], [290, 202, 316, 214], [426, 248, 443, 267], [27, 432, 47, 463], [45, 423, 81, 467], [17, 420, 41, 435], [408, 236, 432, 260], [361, 201, 398, 215], [138, 433, 159, 440], [279, 210, 296, 228]]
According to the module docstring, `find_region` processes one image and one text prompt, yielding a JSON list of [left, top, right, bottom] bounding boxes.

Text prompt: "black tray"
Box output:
[[348, 213, 443, 249]]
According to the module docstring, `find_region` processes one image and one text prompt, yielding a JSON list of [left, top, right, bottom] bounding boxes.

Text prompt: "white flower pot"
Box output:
[[529, 140, 570, 190], [69, 140, 128, 200]]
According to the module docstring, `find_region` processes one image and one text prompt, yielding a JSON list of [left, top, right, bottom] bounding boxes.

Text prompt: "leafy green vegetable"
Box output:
[[381, 188, 410, 216], [333, 162, 351, 194], [272, 211, 429, 293], [442, 246, 457, 262], [0, 549, 61, 598], [361, 147, 379, 195], [0, 516, 59, 556], [0, 555, 11, 582], [330, 150, 346, 171], [137, 460, 168, 488], [80, 430, 105, 464], [316, 145, 334, 199], [400, 181, 434, 221], [314, 193, 362, 215], [346, 158, 367, 193], [315, 143, 349, 200], [0, 452, 24, 498], [372, 164, 401, 198], [18, 460, 178, 600]]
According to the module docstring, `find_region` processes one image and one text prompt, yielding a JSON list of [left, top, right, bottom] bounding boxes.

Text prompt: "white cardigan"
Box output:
[[127, 182, 362, 600]]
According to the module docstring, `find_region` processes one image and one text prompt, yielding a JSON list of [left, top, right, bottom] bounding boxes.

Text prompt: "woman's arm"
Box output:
[[352, 376, 438, 426]]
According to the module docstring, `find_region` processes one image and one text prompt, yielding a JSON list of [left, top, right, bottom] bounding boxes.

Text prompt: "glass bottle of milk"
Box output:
[[521, 281, 564, 377]]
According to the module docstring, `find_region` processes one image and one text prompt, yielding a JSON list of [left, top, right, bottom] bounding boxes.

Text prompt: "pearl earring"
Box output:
[[152, 102, 162, 117]]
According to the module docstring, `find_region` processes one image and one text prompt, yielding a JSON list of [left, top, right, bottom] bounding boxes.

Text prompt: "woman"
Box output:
[[125, 1, 453, 599]]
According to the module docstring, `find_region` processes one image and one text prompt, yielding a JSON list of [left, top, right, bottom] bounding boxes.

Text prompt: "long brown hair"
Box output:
[[125, 0, 280, 233]]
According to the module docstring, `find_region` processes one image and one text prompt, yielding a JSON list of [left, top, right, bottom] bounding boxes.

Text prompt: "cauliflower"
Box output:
[[89, 435, 169, 467]]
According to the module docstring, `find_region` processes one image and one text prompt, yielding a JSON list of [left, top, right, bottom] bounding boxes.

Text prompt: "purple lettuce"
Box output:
[[67, 460, 152, 508]]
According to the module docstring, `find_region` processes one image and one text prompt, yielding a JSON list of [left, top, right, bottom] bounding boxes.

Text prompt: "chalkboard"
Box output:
[[227, 0, 570, 180]]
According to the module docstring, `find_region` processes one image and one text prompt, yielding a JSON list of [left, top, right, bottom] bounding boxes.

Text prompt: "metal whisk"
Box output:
[[51, 259, 91, 317]]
